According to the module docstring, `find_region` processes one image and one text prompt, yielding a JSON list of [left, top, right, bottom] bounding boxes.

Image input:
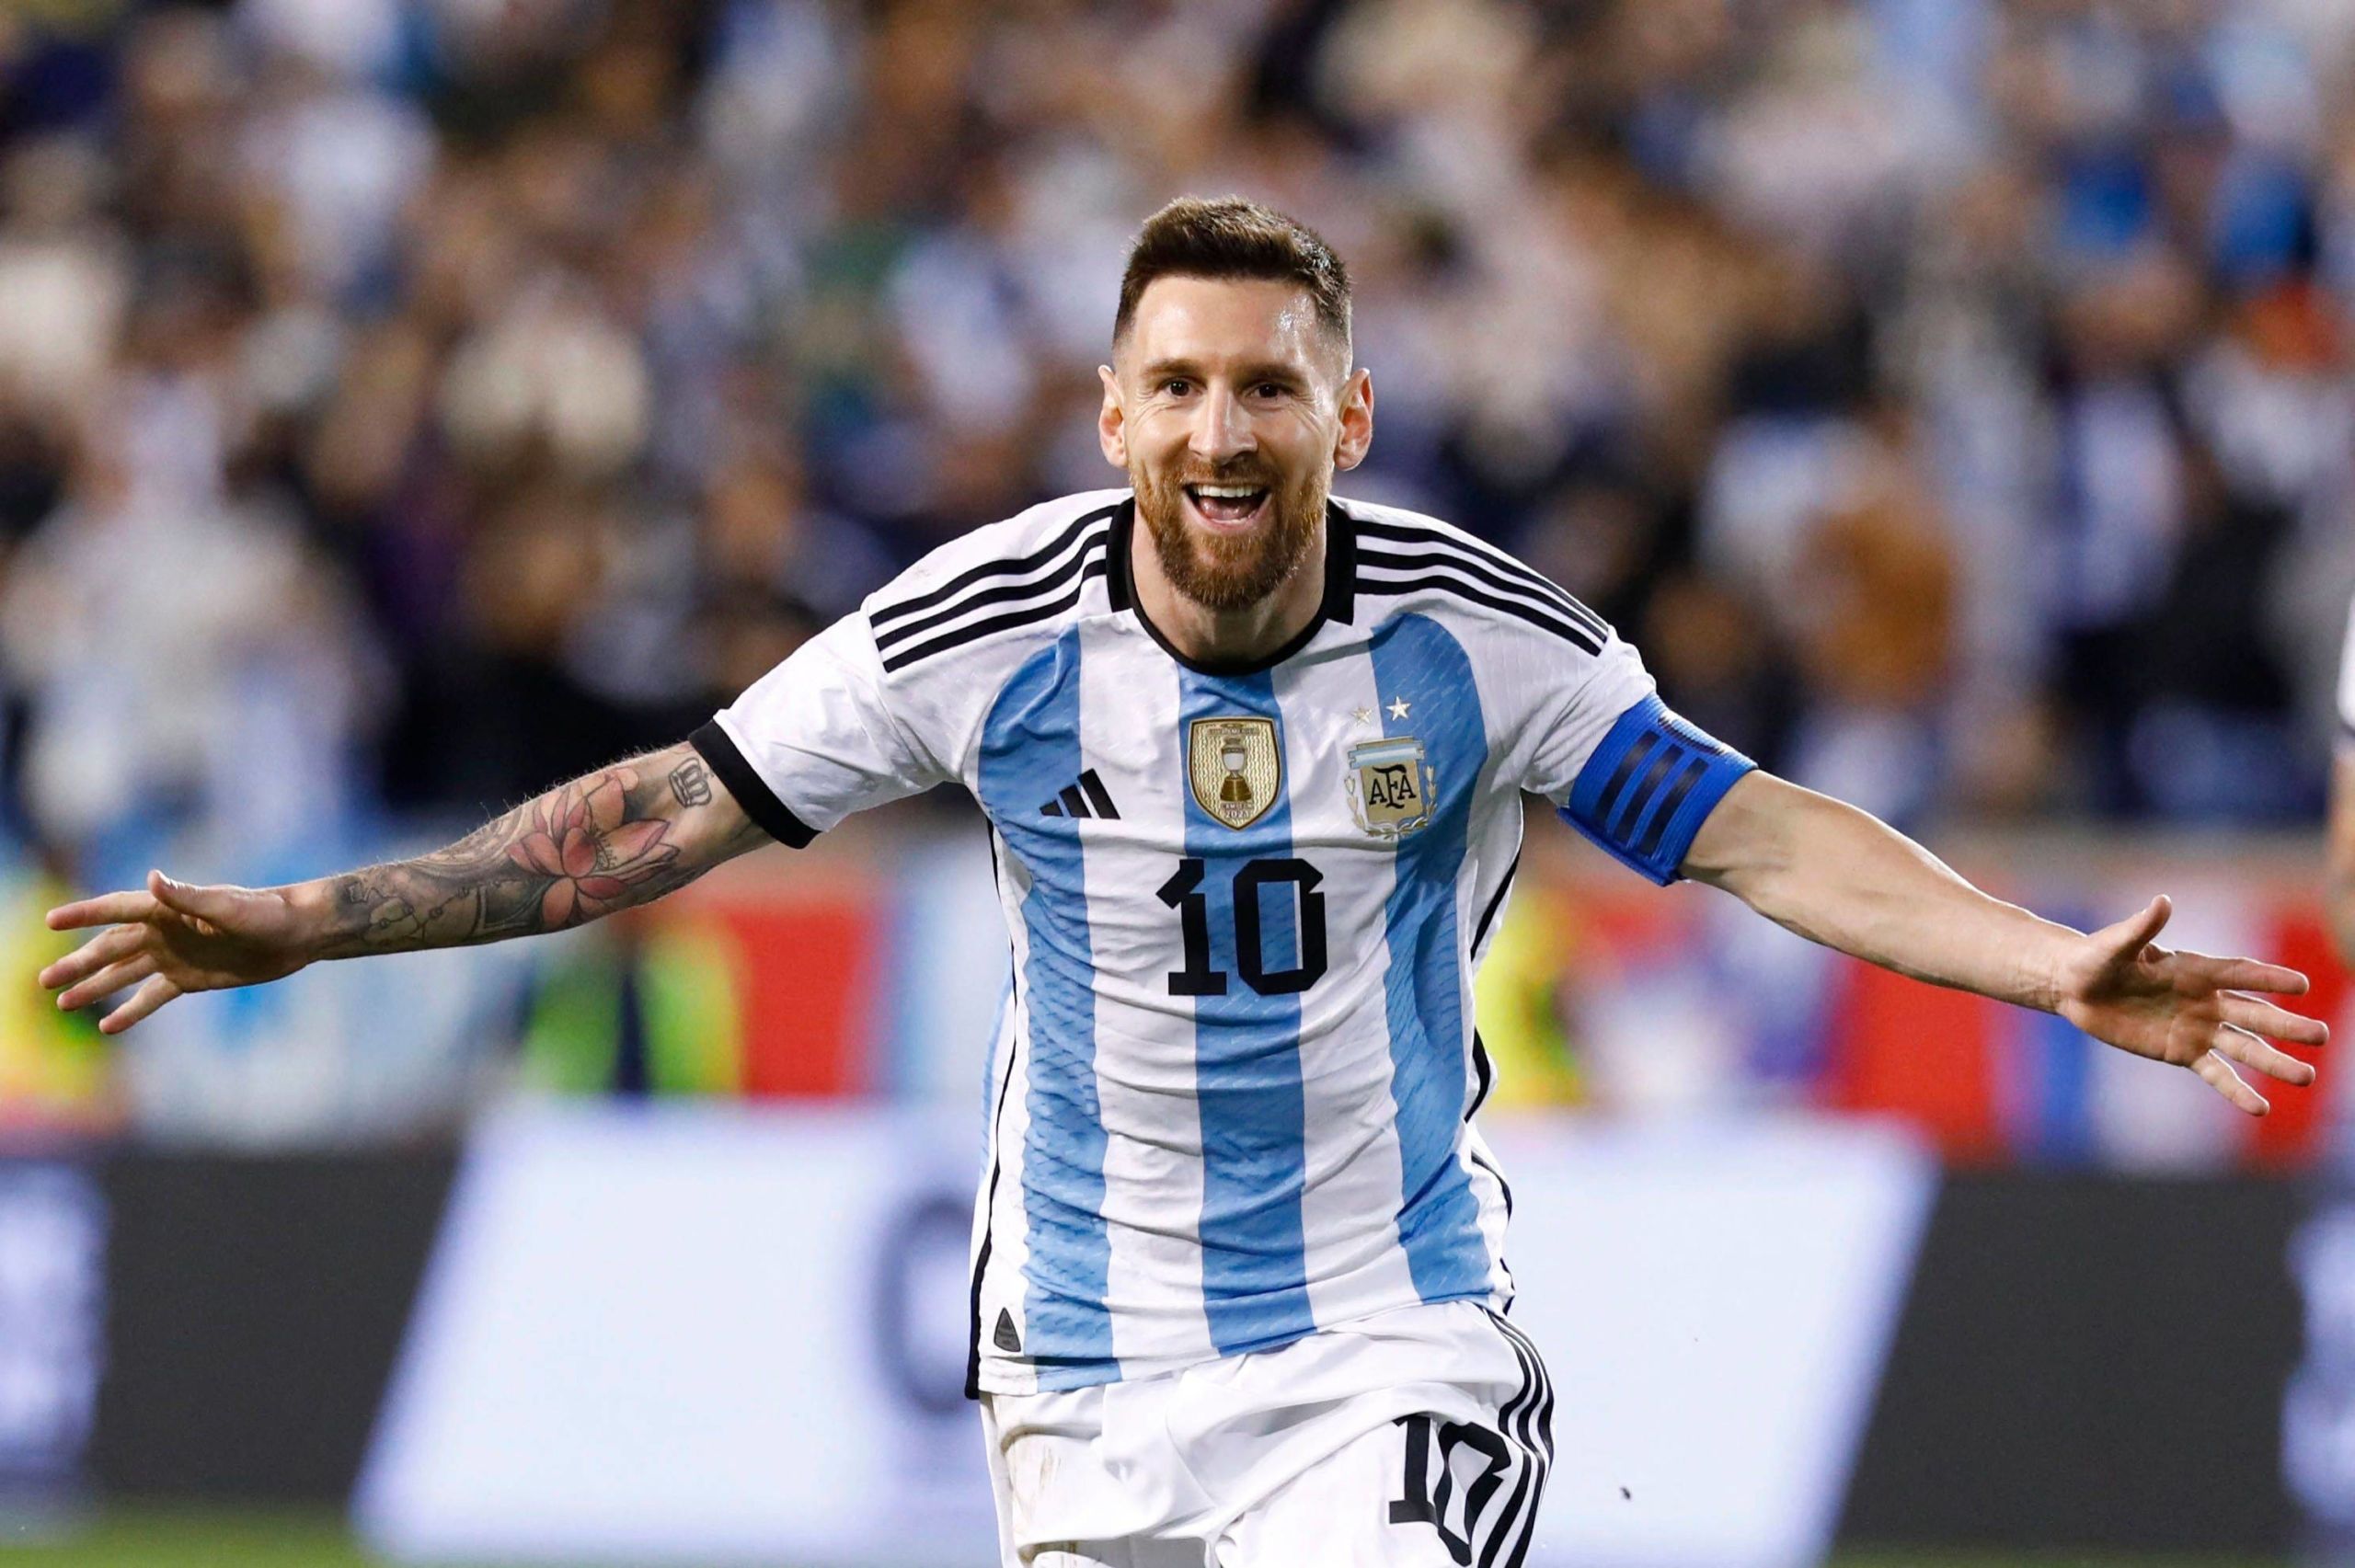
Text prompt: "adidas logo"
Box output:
[[994, 1308, 1023, 1354], [1040, 768, 1120, 820]]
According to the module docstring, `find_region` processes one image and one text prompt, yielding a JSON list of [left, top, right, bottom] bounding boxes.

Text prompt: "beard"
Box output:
[[1132, 460, 1327, 613]]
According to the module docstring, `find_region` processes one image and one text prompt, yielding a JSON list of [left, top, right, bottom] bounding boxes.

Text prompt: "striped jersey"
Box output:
[[692, 487, 1754, 1396]]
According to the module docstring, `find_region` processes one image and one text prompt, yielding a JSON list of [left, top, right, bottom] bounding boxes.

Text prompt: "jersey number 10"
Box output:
[[1155, 857, 1328, 997]]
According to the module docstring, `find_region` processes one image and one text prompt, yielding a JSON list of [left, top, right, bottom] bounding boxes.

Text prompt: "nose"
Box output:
[[1187, 383, 1254, 464]]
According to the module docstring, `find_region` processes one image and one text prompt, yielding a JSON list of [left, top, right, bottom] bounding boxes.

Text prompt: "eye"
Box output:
[[1252, 382, 1286, 399], [1162, 378, 1194, 396]]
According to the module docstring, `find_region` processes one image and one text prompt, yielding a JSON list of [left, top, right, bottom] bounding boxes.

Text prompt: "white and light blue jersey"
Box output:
[[693, 488, 1754, 1396]]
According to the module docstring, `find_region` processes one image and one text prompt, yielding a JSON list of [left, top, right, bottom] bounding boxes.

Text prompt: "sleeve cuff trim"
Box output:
[[689, 719, 819, 848]]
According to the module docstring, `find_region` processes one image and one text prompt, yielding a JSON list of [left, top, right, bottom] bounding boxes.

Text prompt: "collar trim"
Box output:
[[1107, 496, 1357, 676]]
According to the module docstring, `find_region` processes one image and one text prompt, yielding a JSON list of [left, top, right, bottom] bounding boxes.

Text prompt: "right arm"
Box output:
[[40, 740, 766, 1034]]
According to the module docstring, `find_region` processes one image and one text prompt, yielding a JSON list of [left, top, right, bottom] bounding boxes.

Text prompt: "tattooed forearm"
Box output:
[[310, 742, 765, 958]]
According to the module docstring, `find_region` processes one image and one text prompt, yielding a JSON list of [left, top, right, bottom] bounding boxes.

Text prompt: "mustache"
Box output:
[[1168, 468, 1279, 489]]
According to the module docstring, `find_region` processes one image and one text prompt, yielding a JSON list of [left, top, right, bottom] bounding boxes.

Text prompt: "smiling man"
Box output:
[[40, 197, 2326, 1565]]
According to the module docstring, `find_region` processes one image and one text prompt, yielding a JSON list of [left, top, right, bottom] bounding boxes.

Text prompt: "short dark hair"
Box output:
[[1113, 196, 1351, 357]]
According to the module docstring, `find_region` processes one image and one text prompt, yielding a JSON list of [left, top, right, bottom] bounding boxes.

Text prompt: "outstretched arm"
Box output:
[[40, 740, 766, 1034], [1682, 772, 2326, 1114]]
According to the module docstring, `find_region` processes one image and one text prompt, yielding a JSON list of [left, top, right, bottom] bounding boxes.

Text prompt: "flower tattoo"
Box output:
[[506, 770, 681, 927]]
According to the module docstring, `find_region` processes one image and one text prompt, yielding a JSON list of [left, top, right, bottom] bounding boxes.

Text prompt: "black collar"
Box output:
[[1104, 496, 1357, 676]]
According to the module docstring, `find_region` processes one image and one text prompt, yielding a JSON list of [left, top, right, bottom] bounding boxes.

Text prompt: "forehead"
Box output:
[[1120, 275, 1337, 373]]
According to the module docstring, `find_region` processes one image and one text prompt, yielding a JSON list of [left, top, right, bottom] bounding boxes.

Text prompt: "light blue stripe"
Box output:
[[975, 630, 1114, 1385], [1179, 670, 1317, 1355], [1367, 612, 1493, 1302]]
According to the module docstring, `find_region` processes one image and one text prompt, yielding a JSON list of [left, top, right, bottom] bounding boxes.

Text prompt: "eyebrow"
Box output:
[[1137, 358, 1311, 385]]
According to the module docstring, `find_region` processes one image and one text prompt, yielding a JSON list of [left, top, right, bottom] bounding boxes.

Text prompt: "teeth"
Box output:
[[1191, 485, 1264, 498]]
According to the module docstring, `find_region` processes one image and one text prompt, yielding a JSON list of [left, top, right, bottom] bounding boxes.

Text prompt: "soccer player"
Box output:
[[40, 198, 2326, 1564]]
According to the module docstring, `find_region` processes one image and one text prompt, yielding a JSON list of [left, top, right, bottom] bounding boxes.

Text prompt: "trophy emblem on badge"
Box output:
[[1219, 737, 1253, 807], [1188, 718, 1281, 829]]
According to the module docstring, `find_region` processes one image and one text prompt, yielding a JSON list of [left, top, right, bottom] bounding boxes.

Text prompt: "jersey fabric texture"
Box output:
[[982, 1298, 1553, 1567], [692, 487, 1753, 1398]]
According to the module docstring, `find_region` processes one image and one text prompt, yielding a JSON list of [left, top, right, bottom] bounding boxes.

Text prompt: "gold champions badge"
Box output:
[[1345, 735, 1435, 839], [1188, 717, 1281, 830]]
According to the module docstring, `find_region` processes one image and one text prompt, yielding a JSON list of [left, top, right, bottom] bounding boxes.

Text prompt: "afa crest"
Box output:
[[1188, 717, 1282, 830], [1346, 736, 1435, 839]]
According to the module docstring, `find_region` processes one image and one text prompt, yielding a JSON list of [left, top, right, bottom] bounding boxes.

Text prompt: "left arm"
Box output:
[[1681, 772, 2326, 1114]]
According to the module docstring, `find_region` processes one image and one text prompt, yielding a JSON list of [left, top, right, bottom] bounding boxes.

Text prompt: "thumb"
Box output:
[[2096, 894, 2171, 961], [147, 869, 242, 926]]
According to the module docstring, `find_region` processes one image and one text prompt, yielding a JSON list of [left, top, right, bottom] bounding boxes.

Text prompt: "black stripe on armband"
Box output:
[[688, 720, 819, 848], [1559, 695, 1753, 885]]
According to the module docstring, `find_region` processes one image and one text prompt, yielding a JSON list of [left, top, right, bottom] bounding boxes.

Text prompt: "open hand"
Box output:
[[2056, 896, 2327, 1115], [38, 872, 316, 1035]]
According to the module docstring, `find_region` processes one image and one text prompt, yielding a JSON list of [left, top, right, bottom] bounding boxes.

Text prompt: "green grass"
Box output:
[[0, 1507, 373, 1566], [0, 1509, 2294, 1567]]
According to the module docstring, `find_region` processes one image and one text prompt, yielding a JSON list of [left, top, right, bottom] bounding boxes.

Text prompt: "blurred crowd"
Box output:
[[5, 0, 2355, 876]]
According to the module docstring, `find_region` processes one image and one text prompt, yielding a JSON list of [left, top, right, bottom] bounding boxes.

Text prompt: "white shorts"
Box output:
[[980, 1299, 1554, 1567]]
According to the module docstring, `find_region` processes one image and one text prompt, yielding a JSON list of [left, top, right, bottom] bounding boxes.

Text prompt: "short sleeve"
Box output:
[[690, 612, 950, 846], [1523, 631, 1754, 886]]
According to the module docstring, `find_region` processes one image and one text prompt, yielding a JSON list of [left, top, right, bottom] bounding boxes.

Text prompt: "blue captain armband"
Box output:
[[1561, 695, 1754, 885]]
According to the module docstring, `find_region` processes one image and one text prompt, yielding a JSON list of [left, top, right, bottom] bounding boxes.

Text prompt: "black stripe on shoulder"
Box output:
[[872, 503, 1122, 630], [687, 720, 818, 848], [873, 524, 1109, 656], [1355, 532, 1606, 641], [1363, 516, 1611, 638], [1352, 518, 1610, 639], [879, 559, 1106, 673], [1356, 571, 1603, 655]]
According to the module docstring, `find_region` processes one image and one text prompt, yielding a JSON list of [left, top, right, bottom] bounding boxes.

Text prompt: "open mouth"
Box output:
[[1182, 482, 1271, 531]]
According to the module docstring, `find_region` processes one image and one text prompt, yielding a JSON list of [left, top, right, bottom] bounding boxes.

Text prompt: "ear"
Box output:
[[1097, 365, 1128, 469], [1333, 367, 1374, 472]]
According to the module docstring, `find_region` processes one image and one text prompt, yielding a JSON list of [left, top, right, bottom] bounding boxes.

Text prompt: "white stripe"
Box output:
[[1272, 649, 1422, 1327]]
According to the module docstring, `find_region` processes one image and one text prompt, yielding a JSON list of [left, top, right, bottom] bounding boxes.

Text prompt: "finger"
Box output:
[[2192, 1049, 2269, 1116], [2218, 993, 2329, 1047], [56, 954, 157, 1013], [2211, 1024, 2320, 1087], [145, 870, 243, 928], [99, 976, 180, 1036], [2172, 952, 2311, 996], [37, 924, 145, 991], [44, 890, 159, 932], [2097, 896, 2172, 962]]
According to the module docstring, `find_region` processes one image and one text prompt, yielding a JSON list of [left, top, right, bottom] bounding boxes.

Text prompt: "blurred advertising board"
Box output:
[[0, 1120, 2319, 1558], [1844, 1170, 2310, 1554], [2289, 1172, 2355, 1556], [0, 1163, 103, 1515], [355, 1104, 1933, 1568]]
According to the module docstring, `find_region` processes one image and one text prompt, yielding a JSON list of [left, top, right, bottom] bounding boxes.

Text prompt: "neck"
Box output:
[[1129, 506, 1327, 670]]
